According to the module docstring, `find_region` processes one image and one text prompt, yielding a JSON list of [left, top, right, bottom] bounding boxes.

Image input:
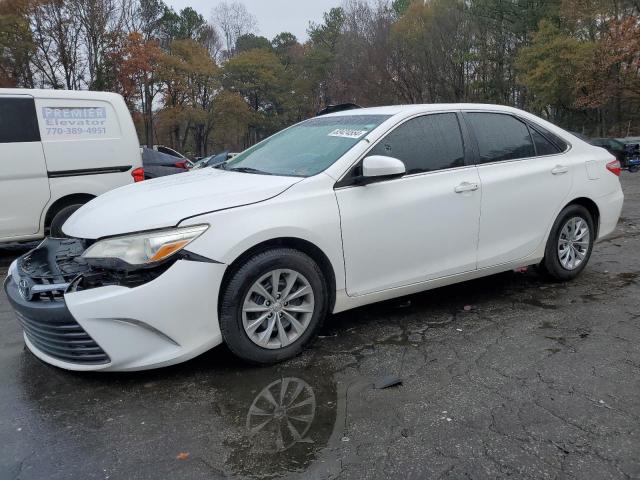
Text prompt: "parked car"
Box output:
[[154, 145, 185, 159], [620, 136, 640, 145], [190, 151, 235, 170], [591, 138, 640, 172], [4, 104, 624, 371], [0, 89, 143, 241], [590, 137, 627, 164], [141, 147, 188, 179], [623, 142, 640, 172], [146, 145, 193, 169]]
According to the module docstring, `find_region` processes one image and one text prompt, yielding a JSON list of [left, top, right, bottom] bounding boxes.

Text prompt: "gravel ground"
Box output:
[[0, 174, 639, 480]]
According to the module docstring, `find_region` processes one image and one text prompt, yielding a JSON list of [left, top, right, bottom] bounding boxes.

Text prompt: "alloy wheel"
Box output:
[[558, 216, 590, 270], [242, 269, 315, 350]]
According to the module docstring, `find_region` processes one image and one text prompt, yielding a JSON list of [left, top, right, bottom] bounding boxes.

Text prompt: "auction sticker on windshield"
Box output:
[[328, 128, 368, 139]]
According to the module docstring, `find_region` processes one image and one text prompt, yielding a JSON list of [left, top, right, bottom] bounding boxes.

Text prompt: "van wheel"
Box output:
[[540, 204, 594, 281], [219, 248, 328, 364], [49, 204, 83, 238]]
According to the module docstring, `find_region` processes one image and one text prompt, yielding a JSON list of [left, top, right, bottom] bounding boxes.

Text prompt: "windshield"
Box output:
[[223, 115, 390, 177]]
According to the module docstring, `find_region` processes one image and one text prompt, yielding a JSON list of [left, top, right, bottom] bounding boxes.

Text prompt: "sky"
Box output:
[[165, 0, 343, 42]]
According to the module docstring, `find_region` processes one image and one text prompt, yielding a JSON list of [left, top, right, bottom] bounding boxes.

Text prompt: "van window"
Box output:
[[467, 113, 535, 163], [368, 113, 465, 174], [0, 97, 40, 143]]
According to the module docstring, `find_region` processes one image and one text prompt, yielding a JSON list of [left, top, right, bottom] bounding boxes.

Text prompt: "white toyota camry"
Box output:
[[4, 104, 624, 371]]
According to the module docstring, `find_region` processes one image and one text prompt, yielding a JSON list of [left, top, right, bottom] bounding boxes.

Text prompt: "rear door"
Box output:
[[464, 112, 572, 268], [0, 95, 51, 238], [335, 112, 482, 296]]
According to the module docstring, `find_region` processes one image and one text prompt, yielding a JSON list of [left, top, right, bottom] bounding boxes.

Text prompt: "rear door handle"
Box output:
[[454, 182, 479, 193], [551, 165, 569, 175]]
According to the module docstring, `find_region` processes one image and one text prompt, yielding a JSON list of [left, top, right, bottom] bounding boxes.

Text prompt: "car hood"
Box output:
[[63, 169, 302, 239]]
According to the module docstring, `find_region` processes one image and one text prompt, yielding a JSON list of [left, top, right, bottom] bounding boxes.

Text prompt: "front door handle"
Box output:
[[454, 182, 479, 193], [551, 165, 569, 175]]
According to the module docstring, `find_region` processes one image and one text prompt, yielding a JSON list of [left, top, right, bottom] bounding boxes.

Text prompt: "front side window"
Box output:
[[0, 97, 40, 144], [368, 113, 465, 174], [467, 113, 535, 163], [224, 115, 390, 177]]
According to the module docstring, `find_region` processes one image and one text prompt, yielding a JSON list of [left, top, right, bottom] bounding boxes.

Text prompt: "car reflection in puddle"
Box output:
[[222, 369, 341, 478], [247, 377, 316, 453]]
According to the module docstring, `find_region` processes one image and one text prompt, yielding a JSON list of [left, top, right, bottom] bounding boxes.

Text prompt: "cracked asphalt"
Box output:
[[1, 174, 639, 480]]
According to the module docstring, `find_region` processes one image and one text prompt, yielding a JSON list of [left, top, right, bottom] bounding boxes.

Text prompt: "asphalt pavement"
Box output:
[[1, 174, 639, 480]]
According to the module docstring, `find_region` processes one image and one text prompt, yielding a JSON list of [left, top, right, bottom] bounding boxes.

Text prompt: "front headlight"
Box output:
[[82, 225, 209, 267]]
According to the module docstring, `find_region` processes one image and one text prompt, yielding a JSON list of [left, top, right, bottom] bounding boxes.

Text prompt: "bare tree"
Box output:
[[335, 0, 395, 105], [29, 0, 84, 89], [125, 0, 166, 41], [71, 0, 128, 89], [199, 23, 223, 62], [211, 1, 257, 56]]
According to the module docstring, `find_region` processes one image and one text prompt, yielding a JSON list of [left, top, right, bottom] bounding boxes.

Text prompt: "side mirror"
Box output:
[[359, 155, 405, 184]]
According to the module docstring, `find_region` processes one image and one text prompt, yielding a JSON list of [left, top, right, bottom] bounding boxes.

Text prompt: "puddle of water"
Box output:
[[13, 350, 347, 479], [221, 369, 342, 478]]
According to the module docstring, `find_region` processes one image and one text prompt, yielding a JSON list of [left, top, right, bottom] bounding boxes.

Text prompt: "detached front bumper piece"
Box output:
[[4, 238, 110, 366], [4, 276, 110, 365], [4, 237, 226, 372]]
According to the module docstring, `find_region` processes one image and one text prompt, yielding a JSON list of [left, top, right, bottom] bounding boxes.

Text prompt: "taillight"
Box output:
[[606, 160, 621, 176], [132, 167, 145, 182], [174, 160, 187, 169]]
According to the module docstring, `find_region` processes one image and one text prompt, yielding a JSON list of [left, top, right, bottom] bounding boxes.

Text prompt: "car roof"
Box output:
[[0, 88, 121, 101], [320, 103, 529, 118]]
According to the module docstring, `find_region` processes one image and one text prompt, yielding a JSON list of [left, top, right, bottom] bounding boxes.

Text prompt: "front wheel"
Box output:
[[540, 204, 595, 281], [219, 248, 329, 364]]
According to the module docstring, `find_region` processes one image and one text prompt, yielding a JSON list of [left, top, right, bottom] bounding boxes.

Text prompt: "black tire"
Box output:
[[219, 248, 329, 364], [49, 204, 83, 238], [540, 204, 595, 281], [629, 165, 639, 173]]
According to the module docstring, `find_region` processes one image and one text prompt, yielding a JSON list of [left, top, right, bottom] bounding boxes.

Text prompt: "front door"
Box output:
[[0, 95, 51, 239], [335, 113, 482, 296]]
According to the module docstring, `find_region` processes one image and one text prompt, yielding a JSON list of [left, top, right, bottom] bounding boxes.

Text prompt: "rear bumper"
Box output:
[[5, 258, 227, 372], [595, 188, 624, 240]]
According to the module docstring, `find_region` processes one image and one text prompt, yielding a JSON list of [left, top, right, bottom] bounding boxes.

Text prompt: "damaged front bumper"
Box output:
[[4, 238, 227, 372]]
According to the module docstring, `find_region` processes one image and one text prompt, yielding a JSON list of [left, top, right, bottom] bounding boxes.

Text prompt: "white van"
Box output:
[[0, 89, 143, 241]]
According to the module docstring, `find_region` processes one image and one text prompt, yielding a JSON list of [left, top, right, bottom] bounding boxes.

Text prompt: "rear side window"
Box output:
[[0, 97, 40, 143], [368, 113, 465, 174], [528, 122, 568, 154], [467, 113, 535, 163], [530, 128, 561, 156]]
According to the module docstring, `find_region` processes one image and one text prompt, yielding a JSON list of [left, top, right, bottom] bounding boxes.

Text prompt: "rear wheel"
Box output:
[[540, 204, 594, 281], [49, 204, 83, 238], [220, 248, 328, 364]]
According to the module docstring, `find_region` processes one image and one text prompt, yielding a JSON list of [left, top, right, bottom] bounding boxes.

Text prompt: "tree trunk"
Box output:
[[143, 84, 153, 148]]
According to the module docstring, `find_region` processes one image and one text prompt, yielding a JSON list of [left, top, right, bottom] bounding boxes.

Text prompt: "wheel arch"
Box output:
[[218, 237, 337, 315], [564, 197, 600, 238], [44, 193, 96, 231]]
